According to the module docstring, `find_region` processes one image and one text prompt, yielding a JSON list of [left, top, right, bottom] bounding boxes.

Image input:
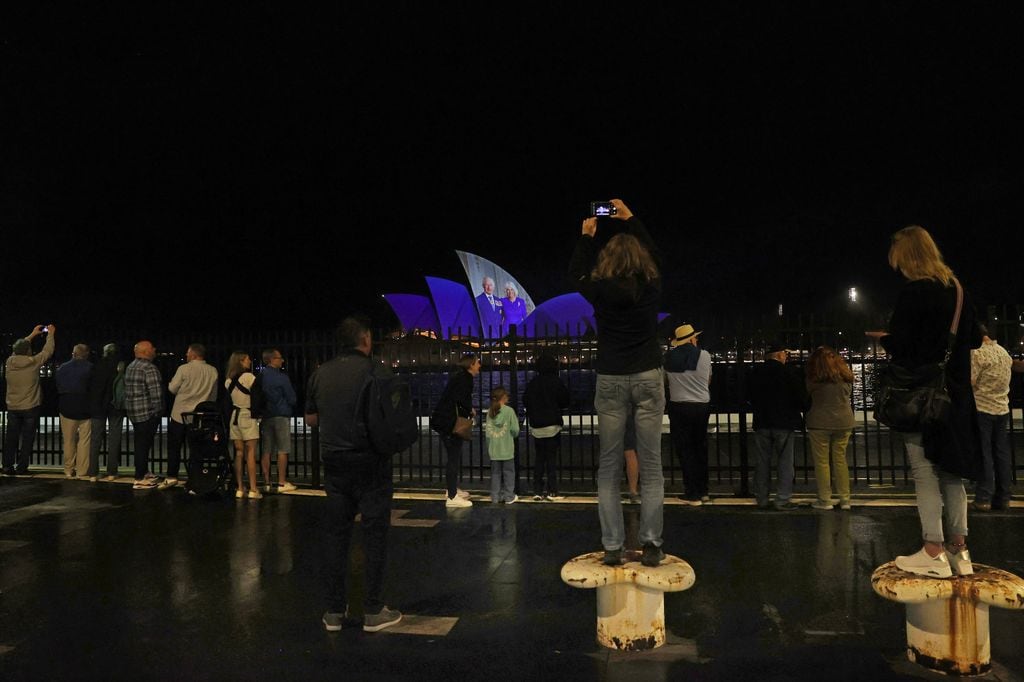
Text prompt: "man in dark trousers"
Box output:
[[305, 316, 402, 633], [748, 341, 805, 510]]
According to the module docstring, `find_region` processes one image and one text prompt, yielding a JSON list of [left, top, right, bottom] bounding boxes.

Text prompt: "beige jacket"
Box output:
[[5, 333, 55, 411]]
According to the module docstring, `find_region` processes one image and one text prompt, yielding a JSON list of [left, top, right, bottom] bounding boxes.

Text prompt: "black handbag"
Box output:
[[873, 279, 962, 433]]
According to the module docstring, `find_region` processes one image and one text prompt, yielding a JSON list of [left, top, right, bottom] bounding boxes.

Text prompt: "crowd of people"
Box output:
[[3, 203, 1022, 632], [2, 336, 299, 497]]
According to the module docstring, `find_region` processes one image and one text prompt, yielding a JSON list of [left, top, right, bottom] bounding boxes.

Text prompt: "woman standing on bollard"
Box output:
[[867, 226, 983, 577], [569, 198, 666, 568], [804, 346, 855, 511]]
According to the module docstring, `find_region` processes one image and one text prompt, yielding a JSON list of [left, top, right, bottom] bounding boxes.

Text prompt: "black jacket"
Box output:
[[568, 216, 663, 375], [87, 356, 119, 417], [881, 278, 983, 478], [522, 373, 570, 429], [748, 359, 804, 430], [430, 369, 474, 435]]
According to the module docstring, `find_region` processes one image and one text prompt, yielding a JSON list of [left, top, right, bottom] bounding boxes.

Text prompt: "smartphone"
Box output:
[[590, 201, 617, 217]]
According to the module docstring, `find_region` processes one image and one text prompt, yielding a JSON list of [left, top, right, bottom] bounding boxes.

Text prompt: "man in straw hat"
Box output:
[[664, 324, 713, 505]]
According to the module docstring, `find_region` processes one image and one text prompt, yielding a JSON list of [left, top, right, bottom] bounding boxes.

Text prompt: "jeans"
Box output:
[[667, 401, 711, 499], [3, 407, 40, 473], [594, 369, 666, 551], [904, 432, 967, 543], [131, 416, 160, 480], [490, 459, 515, 502], [88, 412, 125, 477], [976, 411, 1012, 506], [322, 455, 393, 614], [442, 434, 464, 499], [754, 428, 795, 506], [532, 434, 560, 496], [807, 429, 851, 504]]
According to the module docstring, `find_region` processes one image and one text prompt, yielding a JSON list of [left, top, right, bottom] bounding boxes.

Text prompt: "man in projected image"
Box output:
[[475, 276, 505, 337]]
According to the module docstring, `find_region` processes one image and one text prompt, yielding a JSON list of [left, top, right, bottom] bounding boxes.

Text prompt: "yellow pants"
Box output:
[[807, 429, 851, 504]]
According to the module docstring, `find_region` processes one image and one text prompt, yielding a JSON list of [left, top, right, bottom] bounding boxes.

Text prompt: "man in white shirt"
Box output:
[[163, 343, 219, 489], [970, 326, 1013, 511]]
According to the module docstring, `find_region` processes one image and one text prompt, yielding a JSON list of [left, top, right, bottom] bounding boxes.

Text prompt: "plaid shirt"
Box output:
[[125, 358, 164, 422]]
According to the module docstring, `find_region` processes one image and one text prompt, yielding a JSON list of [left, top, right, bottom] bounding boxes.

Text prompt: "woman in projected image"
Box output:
[[501, 281, 527, 329], [867, 225, 982, 578]]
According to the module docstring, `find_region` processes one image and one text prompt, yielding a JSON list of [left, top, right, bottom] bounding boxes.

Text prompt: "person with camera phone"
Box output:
[[569, 198, 668, 568]]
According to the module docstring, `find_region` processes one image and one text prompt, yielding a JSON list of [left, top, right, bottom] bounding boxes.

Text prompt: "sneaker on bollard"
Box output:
[[895, 547, 953, 578], [363, 606, 402, 632], [641, 543, 666, 567], [602, 548, 624, 566]]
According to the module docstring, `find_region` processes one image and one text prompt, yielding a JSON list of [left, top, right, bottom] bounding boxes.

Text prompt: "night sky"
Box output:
[[3, 5, 1023, 335]]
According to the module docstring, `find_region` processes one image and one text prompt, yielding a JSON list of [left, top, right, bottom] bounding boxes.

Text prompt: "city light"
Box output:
[[848, 287, 858, 303]]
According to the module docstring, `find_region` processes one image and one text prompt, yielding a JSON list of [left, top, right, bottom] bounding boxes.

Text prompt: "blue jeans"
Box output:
[[976, 412, 1012, 507], [754, 428, 795, 506], [903, 432, 967, 543], [490, 459, 515, 502], [3, 407, 40, 473], [594, 369, 666, 551]]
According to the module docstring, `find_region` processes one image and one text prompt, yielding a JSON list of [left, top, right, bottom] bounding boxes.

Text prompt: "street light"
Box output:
[[848, 287, 858, 303]]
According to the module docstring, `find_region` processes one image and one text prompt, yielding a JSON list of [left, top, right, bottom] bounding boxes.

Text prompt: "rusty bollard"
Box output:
[[560, 551, 695, 651], [871, 562, 1024, 676]]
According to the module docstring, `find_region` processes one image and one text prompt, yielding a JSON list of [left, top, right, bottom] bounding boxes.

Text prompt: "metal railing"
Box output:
[[2, 321, 1023, 494]]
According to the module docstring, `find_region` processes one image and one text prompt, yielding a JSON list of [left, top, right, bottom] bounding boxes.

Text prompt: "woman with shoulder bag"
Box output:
[[866, 226, 983, 578], [430, 353, 481, 508]]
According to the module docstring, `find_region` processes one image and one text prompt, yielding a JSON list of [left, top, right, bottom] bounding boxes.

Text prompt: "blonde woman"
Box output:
[[225, 351, 262, 499], [805, 346, 855, 511], [867, 226, 983, 577]]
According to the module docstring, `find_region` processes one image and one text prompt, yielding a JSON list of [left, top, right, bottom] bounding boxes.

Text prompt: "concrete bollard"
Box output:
[[871, 561, 1024, 676], [561, 550, 695, 651]]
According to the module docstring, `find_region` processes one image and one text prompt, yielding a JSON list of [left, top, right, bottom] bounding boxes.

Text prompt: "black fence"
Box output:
[[2, 312, 1023, 495]]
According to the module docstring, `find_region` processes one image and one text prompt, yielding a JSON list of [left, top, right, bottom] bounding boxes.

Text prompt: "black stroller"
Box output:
[[182, 400, 233, 497]]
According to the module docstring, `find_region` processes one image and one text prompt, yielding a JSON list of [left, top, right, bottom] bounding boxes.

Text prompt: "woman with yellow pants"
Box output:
[[805, 347, 855, 510]]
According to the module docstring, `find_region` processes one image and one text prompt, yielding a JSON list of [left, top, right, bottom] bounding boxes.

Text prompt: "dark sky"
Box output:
[[3, 5, 1023, 334]]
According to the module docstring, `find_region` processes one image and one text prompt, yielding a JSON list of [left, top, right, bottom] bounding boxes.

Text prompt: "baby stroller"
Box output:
[[182, 400, 233, 497]]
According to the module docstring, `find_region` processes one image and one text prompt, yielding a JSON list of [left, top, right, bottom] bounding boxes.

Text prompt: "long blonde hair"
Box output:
[[888, 225, 954, 285], [225, 351, 250, 381], [806, 346, 853, 384], [591, 233, 659, 282], [488, 386, 509, 420]]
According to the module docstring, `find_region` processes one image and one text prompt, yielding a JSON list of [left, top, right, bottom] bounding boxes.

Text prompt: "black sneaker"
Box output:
[[363, 606, 402, 632], [641, 543, 665, 567], [602, 549, 623, 566], [775, 501, 799, 511]]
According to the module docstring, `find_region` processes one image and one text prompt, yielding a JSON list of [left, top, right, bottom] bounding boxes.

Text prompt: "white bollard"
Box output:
[[561, 550, 695, 651], [872, 561, 1024, 676]]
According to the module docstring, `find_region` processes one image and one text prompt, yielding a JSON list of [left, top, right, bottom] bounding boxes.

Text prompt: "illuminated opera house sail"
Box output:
[[383, 251, 666, 340]]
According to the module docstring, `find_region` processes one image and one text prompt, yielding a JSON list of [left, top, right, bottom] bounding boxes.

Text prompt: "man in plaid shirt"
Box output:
[[125, 340, 165, 489]]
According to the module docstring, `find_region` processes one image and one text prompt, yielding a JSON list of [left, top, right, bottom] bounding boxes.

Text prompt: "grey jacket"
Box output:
[[5, 333, 55, 411]]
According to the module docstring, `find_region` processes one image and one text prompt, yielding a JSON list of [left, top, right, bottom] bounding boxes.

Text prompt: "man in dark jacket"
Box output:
[[57, 344, 93, 479], [523, 353, 571, 500], [748, 342, 805, 510], [305, 316, 402, 633], [87, 343, 126, 481]]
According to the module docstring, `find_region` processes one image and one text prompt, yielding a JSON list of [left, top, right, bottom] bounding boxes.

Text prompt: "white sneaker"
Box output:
[[839, 502, 852, 511], [446, 495, 472, 508], [945, 546, 974, 576], [456, 488, 471, 500], [895, 547, 952, 578], [278, 482, 297, 493], [506, 495, 518, 505], [701, 496, 713, 505], [811, 500, 834, 510], [157, 478, 178, 490]]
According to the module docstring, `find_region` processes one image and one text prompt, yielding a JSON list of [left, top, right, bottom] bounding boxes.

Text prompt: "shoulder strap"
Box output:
[[941, 279, 964, 365]]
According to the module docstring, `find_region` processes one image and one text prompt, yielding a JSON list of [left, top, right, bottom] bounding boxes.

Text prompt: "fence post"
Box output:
[[738, 409, 750, 497], [311, 424, 321, 489]]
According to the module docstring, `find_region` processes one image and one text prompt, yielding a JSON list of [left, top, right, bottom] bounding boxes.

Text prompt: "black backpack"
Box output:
[[355, 363, 419, 457], [223, 373, 268, 422]]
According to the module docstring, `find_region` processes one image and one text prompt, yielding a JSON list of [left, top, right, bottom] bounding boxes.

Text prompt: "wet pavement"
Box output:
[[1, 474, 1022, 681]]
